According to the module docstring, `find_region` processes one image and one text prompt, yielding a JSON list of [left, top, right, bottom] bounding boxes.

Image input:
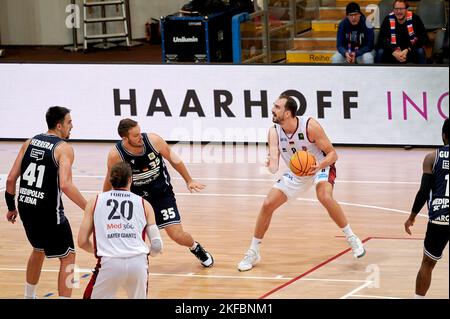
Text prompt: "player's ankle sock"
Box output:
[[24, 282, 37, 299], [250, 237, 262, 252], [342, 225, 355, 238], [59, 296, 71, 299], [414, 294, 425, 299], [190, 242, 198, 251]]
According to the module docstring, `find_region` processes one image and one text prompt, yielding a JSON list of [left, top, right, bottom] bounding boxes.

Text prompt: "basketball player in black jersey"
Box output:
[[5, 106, 87, 298], [103, 119, 213, 267], [404, 118, 449, 298]]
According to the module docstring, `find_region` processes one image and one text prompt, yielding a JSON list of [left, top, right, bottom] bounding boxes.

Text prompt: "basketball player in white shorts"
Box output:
[[274, 166, 335, 198], [237, 94, 365, 271], [78, 162, 163, 298]]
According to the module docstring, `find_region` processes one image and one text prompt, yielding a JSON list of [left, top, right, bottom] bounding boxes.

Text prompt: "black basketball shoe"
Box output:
[[190, 242, 214, 267]]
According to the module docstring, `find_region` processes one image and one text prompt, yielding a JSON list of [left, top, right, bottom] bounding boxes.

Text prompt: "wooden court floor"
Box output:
[[0, 141, 448, 299]]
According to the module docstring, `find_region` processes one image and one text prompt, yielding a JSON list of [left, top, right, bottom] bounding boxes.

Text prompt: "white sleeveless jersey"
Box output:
[[93, 190, 149, 258], [275, 117, 326, 167]]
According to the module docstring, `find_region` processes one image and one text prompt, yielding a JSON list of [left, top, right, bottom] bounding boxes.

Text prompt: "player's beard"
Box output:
[[129, 139, 144, 147], [272, 113, 281, 124]]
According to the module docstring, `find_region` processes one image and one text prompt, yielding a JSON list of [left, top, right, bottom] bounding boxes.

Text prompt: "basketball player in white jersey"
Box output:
[[237, 94, 365, 271], [78, 162, 163, 298]]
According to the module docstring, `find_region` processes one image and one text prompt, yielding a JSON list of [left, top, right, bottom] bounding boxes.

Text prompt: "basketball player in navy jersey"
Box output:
[[103, 119, 213, 267], [79, 162, 163, 299], [238, 94, 365, 271], [5, 106, 87, 298], [404, 118, 449, 298]]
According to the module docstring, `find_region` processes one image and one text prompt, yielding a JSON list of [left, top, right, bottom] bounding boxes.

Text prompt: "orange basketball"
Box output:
[[289, 151, 316, 177]]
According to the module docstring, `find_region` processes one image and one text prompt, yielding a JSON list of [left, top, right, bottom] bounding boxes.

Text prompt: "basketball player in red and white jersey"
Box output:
[[78, 162, 162, 298], [237, 94, 365, 271]]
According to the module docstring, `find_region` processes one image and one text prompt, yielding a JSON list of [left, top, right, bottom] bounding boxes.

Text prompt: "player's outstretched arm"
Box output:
[[267, 126, 280, 174], [5, 140, 30, 223], [144, 200, 162, 256], [149, 133, 205, 193], [78, 198, 95, 253], [103, 147, 121, 192], [57, 143, 87, 210], [306, 118, 338, 175], [404, 152, 435, 235]]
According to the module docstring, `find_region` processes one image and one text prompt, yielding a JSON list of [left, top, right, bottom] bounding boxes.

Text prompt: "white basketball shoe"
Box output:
[[237, 249, 261, 271], [347, 235, 366, 258]]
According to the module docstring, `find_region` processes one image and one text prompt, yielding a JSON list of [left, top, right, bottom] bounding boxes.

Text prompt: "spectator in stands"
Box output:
[[376, 0, 428, 64], [331, 2, 375, 64]]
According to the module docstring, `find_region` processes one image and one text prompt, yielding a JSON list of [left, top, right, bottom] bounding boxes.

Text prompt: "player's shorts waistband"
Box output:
[[430, 220, 449, 226]]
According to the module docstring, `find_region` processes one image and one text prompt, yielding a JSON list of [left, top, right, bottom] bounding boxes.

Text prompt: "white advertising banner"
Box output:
[[0, 63, 448, 145]]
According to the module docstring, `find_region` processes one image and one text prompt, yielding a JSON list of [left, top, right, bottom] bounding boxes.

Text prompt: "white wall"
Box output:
[[0, 0, 186, 45], [0, 63, 448, 145]]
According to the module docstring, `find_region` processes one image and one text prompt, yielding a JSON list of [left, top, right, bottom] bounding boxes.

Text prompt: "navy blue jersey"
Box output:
[[428, 145, 449, 223], [115, 133, 171, 196], [18, 134, 66, 225]]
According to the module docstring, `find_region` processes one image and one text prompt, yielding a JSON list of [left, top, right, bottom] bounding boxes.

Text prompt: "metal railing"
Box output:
[[232, 8, 270, 63], [232, 0, 319, 63]]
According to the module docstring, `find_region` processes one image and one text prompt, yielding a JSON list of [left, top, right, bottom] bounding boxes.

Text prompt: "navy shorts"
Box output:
[[19, 212, 75, 258], [424, 221, 449, 261], [143, 186, 181, 229]]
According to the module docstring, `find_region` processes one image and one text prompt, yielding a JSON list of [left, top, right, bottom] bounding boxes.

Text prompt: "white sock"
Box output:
[[59, 296, 71, 299], [342, 225, 355, 238], [24, 282, 37, 299], [190, 242, 198, 251], [250, 237, 262, 252], [414, 294, 425, 299]]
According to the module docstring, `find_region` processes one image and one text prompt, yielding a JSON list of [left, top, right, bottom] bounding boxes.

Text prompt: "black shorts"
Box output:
[[143, 186, 181, 229], [19, 212, 75, 258], [424, 221, 449, 261]]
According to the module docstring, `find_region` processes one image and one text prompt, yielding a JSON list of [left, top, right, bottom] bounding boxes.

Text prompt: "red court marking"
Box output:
[[259, 237, 371, 299], [259, 236, 424, 299], [335, 235, 424, 241]]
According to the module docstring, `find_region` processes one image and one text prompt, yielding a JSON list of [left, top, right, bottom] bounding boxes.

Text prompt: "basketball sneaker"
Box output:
[[190, 243, 214, 267], [347, 235, 365, 258], [237, 249, 261, 271]]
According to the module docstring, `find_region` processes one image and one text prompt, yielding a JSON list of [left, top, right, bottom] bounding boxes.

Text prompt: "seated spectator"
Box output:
[[331, 2, 375, 64], [376, 0, 428, 64]]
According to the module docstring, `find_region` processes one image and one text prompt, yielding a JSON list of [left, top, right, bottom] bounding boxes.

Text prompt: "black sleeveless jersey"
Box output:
[[18, 134, 66, 225], [115, 133, 171, 196], [428, 144, 449, 222]]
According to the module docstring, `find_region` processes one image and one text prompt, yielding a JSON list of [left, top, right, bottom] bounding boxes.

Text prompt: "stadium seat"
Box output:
[[377, 0, 393, 24], [431, 26, 449, 63], [416, 0, 447, 30]]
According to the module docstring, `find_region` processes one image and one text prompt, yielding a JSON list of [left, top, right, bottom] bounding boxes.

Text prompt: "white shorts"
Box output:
[[274, 164, 336, 199], [87, 254, 148, 299]]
